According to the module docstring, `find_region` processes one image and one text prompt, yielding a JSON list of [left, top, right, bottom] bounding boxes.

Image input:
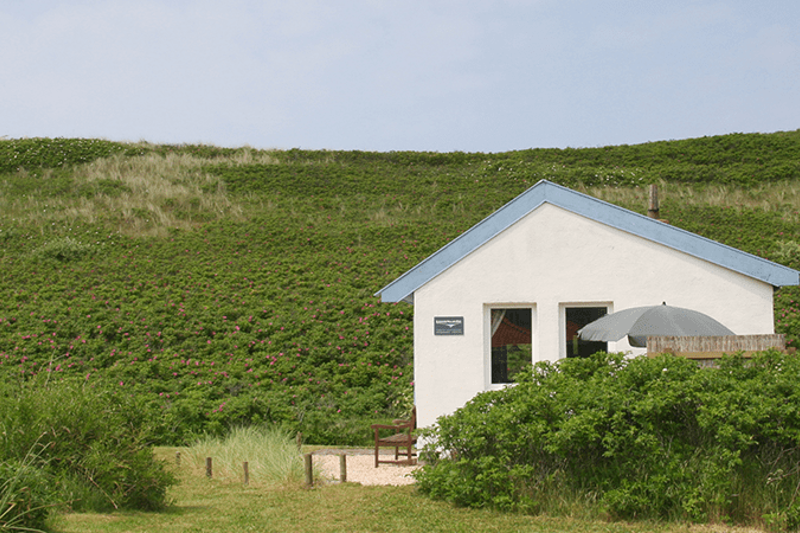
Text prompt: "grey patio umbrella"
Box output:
[[577, 302, 735, 348]]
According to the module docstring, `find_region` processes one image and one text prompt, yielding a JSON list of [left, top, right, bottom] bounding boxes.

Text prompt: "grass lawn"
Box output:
[[47, 448, 764, 533]]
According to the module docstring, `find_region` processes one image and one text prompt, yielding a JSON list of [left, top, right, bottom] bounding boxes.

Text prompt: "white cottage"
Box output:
[[376, 180, 800, 429]]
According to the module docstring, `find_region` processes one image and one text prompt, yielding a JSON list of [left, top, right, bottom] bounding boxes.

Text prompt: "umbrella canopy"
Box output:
[[577, 302, 735, 348]]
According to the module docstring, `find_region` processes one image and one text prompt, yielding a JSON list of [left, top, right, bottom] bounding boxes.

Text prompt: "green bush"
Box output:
[[0, 455, 54, 532], [0, 378, 176, 522], [34, 236, 97, 261], [0, 138, 133, 174], [415, 351, 800, 529]]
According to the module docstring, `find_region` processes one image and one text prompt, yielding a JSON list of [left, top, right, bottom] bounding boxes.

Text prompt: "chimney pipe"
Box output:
[[647, 184, 659, 219]]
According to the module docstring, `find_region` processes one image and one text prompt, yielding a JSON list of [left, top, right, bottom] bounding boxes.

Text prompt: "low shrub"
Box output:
[[0, 454, 54, 532], [0, 137, 132, 174], [415, 351, 800, 530], [34, 236, 97, 261], [0, 377, 176, 525]]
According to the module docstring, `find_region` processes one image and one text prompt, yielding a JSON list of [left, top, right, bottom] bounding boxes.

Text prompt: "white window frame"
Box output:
[[484, 303, 537, 390], [559, 302, 613, 359]]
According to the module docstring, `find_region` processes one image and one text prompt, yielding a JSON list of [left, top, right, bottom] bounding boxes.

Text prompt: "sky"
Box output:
[[2, 1, 799, 153]]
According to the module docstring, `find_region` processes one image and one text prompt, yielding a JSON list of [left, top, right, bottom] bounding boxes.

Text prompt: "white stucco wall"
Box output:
[[413, 203, 776, 428]]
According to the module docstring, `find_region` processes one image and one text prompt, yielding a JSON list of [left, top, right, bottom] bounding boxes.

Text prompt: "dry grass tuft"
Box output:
[[182, 426, 305, 487], [579, 180, 800, 221], [1, 151, 251, 238]]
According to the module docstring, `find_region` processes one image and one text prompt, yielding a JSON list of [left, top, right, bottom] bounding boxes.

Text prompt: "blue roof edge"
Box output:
[[376, 180, 800, 303]]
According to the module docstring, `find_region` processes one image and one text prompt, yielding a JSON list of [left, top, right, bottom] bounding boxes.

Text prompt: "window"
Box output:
[[565, 307, 607, 358], [490, 308, 531, 383]]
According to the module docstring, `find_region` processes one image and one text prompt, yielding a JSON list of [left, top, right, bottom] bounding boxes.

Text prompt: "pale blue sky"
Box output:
[[2, 1, 799, 152]]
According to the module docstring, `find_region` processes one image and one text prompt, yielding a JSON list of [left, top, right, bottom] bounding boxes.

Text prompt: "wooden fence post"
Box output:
[[304, 453, 313, 488], [175, 451, 180, 467], [206, 457, 213, 478], [243, 461, 249, 485], [296, 432, 303, 453], [339, 454, 347, 483]]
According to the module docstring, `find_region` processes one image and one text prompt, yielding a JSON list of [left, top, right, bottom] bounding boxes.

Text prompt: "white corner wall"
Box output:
[[413, 204, 776, 429]]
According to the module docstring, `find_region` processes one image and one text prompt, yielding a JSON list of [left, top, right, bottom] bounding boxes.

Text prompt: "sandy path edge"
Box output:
[[312, 451, 419, 486]]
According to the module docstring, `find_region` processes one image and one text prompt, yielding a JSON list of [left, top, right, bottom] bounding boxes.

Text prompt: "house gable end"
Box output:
[[376, 180, 800, 303]]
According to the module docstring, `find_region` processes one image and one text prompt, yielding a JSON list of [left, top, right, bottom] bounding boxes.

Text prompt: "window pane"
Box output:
[[491, 308, 531, 383], [566, 307, 607, 358]]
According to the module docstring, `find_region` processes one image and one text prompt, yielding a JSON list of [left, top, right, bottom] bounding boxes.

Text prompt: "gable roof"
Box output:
[[376, 180, 800, 303]]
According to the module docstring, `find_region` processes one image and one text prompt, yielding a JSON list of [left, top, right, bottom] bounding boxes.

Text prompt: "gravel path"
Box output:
[[312, 449, 419, 486]]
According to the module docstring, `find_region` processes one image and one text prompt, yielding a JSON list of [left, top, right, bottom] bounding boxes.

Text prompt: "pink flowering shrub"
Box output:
[[1, 137, 799, 445]]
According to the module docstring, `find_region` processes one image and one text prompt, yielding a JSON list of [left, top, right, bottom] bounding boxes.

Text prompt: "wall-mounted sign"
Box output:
[[434, 316, 464, 335]]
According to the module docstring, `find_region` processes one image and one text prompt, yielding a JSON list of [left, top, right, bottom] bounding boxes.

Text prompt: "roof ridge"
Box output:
[[376, 180, 799, 303]]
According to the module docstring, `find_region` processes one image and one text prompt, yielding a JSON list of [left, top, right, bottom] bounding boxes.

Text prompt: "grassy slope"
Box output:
[[1, 133, 799, 446]]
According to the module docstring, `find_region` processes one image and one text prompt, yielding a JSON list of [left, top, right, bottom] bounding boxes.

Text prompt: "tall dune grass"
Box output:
[[183, 426, 304, 486], [581, 179, 800, 220], [1, 151, 250, 238], [0, 444, 53, 533]]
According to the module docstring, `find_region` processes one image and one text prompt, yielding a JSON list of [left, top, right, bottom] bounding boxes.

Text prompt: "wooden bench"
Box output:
[[370, 407, 417, 467]]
